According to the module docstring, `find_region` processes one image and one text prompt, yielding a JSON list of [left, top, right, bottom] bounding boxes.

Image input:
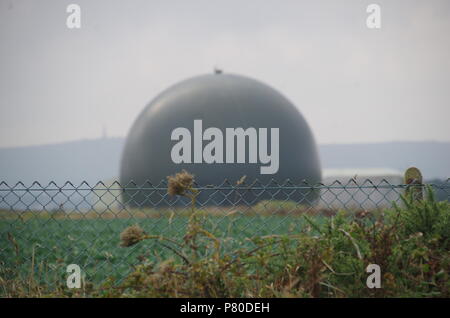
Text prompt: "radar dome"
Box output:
[[120, 73, 321, 206]]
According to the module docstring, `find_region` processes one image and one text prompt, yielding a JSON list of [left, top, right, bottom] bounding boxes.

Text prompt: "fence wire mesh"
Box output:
[[1, 178, 449, 288]]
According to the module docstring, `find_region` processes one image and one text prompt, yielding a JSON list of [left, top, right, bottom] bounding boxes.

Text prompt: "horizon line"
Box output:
[[1, 137, 450, 150]]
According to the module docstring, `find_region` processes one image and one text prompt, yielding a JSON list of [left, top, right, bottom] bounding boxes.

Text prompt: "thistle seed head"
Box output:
[[167, 170, 194, 196], [120, 224, 146, 247]]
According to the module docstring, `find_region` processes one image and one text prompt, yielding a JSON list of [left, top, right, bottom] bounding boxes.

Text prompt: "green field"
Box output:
[[0, 214, 319, 287], [1, 188, 448, 297]]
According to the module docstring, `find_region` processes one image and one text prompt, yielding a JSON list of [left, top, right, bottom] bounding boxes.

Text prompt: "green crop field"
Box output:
[[1, 187, 448, 298], [1, 214, 321, 287]]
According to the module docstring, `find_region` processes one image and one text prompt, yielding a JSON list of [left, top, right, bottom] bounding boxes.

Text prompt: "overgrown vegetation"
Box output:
[[1, 173, 449, 297]]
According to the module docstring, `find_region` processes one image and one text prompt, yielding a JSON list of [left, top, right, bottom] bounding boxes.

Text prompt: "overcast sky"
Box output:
[[0, 0, 449, 148]]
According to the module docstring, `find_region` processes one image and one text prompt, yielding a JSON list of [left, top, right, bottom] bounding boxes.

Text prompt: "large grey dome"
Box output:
[[120, 73, 321, 206]]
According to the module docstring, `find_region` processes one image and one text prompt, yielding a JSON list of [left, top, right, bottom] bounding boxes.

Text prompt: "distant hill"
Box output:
[[0, 138, 124, 185], [319, 141, 450, 180], [0, 139, 449, 185]]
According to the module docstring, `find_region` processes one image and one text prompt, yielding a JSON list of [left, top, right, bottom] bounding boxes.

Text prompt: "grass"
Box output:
[[0, 176, 448, 298], [0, 212, 326, 292]]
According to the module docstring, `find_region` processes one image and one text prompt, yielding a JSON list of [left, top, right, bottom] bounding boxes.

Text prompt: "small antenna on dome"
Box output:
[[213, 66, 223, 74]]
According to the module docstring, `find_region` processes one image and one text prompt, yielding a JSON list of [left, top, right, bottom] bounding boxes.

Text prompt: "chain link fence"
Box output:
[[1, 178, 449, 288]]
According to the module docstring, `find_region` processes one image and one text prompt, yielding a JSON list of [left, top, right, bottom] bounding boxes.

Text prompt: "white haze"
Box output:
[[0, 0, 449, 148]]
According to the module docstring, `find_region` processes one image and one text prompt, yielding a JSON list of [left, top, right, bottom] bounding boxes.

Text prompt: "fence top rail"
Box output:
[[0, 179, 449, 191]]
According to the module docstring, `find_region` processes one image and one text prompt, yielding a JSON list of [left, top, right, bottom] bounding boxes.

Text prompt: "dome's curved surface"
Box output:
[[120, 73, 321, 206]]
